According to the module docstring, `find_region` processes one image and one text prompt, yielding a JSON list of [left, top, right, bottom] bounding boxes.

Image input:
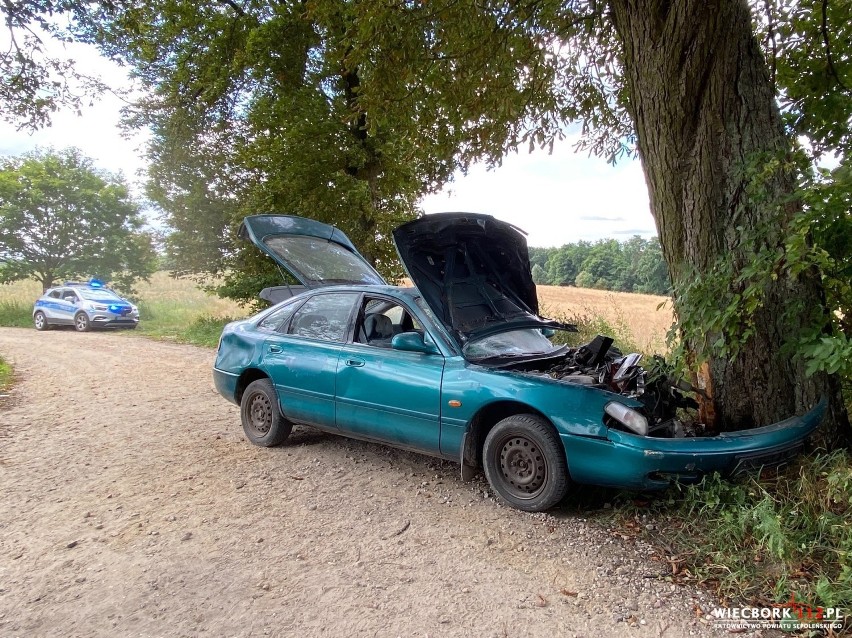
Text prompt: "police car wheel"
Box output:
[[33, 311, 50, 331], [74, 312, 91, 332]]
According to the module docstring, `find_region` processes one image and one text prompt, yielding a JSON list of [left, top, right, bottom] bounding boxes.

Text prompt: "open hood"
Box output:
[[239, 215, 386, 289], [393, 213, 563, 342]]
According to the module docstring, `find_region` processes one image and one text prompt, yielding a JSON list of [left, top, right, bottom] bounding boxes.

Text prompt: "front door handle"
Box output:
[[345, 358, 365, 367], [269, 345, 283, 354]]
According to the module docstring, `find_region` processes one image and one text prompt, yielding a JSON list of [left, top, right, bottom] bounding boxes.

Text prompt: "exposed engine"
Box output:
[[512, 335, 705, 438]]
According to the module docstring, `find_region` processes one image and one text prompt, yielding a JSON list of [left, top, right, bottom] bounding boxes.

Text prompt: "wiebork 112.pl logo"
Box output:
[[710, 595, 844, 631]]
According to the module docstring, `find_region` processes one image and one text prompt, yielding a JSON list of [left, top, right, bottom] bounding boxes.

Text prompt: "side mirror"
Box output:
[[64, 296, 76, 303], [540, 328, 556, 338], [391, 331, 440, 355]]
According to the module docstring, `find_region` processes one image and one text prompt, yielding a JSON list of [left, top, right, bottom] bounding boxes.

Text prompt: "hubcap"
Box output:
[[35, 314, 44, 328], [247, 392, 272, 435], [76, 315, 87, 330], [498, 436, 546, 498]]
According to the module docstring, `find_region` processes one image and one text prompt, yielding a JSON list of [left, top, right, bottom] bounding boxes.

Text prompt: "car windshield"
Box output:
[[463, 328, 563, 361], [264, 235, 385, 286], [77, 288, 123, 301]]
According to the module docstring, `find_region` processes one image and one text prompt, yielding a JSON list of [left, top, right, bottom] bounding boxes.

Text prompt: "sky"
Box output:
[[0, 36, 658, 249]]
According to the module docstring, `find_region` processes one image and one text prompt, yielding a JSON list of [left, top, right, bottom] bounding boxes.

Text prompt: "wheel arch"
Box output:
[[462, 400, 562, 472], [235, 368, 271, 404]]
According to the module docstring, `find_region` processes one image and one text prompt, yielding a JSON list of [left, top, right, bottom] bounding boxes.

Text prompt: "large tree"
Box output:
[[0, 147, 157, 291]]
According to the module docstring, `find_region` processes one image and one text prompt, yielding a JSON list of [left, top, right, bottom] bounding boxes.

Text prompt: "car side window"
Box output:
[[257, 302, 298, 332], [288, 292, 358, 342], [47, 290, 61, 299], [357, 297, 422, 348]]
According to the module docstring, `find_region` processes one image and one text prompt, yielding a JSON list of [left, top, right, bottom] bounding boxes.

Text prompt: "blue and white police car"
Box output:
[[32, 279, 140, 332]]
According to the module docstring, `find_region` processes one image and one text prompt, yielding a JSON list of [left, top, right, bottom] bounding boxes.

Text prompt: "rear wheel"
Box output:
[[240, 378, 292, 446], [74, 312, 91, 332], [483, 414, 570, 512], [33, 311, 50, 331]]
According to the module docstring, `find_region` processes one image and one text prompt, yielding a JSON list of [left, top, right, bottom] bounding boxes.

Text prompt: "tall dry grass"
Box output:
[[537, 285, 673, 353]]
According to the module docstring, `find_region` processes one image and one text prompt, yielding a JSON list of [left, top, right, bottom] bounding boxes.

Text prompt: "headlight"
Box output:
[[604, 402, 649, 436], [90, 303, 109, 311]]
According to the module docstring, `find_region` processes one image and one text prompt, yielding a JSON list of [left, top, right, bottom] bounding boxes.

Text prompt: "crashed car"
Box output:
[[213, 213, 825, 512], [33, 279, 140, 332]]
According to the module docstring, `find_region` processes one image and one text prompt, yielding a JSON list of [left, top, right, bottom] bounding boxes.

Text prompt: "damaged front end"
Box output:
[[501, 334, 714, 439]]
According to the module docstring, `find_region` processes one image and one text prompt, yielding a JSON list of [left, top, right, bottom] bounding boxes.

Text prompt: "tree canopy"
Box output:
[[0, 147, 157, 291]]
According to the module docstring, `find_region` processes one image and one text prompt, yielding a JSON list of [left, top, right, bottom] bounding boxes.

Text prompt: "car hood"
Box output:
[[239, 215, 387, 288], [393, 213, 563, 342]]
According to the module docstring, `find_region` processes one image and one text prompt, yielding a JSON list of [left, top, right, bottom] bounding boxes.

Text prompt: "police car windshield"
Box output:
[[76, 288, 122, 301]]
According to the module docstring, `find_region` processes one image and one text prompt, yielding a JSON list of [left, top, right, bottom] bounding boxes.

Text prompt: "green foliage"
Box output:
[[629, 451, 852, 611], [531, 263, 547, 285], [534, 236, 670, 295], [0, 300, 32, 328], [0, 355, 11, 392], [670, 152, 851, 383], [0, 147, 157, 292]]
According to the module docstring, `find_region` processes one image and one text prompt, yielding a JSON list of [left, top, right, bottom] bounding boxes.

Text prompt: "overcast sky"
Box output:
[[0, 36, 658, 248]]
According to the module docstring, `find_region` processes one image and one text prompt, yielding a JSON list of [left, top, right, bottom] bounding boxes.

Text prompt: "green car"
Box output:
[[213, 213, 825, 512]]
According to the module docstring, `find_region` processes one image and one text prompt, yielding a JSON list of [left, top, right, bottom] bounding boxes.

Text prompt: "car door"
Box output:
[[39, 289, 64, 322], [335, 296, 445, 455], [55, 288, 80, 324], [262, 291, 360, 428]]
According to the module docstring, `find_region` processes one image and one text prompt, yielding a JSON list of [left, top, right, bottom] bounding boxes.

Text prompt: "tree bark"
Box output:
[[607, 0, 849, 444]]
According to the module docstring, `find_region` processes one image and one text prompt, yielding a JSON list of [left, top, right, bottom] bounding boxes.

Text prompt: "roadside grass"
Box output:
[[0, 355, 12, 392], [0, 301, 31, 327], [596, 451, 852, 620]]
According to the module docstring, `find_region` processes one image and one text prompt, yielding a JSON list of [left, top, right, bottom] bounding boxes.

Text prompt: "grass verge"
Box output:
[[0, 355, 12, 392], [600, 451, 852, 622]]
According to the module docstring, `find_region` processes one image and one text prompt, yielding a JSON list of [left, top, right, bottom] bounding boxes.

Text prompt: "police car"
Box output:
[[32, 279, 140, 332]]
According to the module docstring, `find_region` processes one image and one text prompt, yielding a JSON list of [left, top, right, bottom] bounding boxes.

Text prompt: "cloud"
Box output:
[[579, 215, 625, 222]]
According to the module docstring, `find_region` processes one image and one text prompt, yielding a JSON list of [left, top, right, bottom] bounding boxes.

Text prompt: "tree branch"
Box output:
[[821, 0, 849, 92]]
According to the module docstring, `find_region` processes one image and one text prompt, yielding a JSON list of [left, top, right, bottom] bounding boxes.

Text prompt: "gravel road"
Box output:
[[0, 328, 746, 637]]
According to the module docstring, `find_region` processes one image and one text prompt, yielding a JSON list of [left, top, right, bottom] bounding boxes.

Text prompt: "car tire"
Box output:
[[482, 414, 570, 512], [33, 311, 50, 331], [240, 378, 293, 447], [74, 312, 91, 332]]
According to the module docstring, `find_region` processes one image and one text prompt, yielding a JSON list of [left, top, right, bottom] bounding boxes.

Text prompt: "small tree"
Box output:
[[0, 148, 157, 292]]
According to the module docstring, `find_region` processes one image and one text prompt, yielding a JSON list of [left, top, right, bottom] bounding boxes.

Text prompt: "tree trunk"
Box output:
[[607, 0, 850, 444]]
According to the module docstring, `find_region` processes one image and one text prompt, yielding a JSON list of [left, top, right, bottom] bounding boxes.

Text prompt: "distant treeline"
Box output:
[[530, 236, 671, 295]]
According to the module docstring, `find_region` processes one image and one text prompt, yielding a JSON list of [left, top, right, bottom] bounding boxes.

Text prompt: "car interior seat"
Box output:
[[363, 313, 394, 346]]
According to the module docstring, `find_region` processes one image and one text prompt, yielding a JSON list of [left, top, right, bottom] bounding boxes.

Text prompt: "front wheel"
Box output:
[[240, 378, 293, 447], [33, 311, 50, 331], [74, 312, 91, 332], [482, 414, 570, 512]]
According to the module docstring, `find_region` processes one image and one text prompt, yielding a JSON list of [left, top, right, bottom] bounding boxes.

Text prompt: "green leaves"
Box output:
[[0, 147, 157, 291]]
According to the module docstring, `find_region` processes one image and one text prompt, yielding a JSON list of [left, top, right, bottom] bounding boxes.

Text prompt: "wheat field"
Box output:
[[0, 274, 673, 351], [537, 285, 673, 352]]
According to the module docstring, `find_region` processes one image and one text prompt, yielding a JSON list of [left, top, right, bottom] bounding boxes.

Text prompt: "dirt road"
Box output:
[[0, 328, 737, 637]]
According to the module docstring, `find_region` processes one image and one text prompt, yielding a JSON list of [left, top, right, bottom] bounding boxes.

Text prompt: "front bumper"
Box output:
[[562, 399, 827, 490], [88, 312, 139, 327]]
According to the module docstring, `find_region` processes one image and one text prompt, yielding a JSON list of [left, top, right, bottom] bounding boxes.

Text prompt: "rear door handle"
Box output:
[[269, 345, 283, 354], [345, 358, 365, 367]]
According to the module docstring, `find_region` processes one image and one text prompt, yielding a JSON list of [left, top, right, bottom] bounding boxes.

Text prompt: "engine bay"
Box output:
[[507, 335, 707, 438]]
